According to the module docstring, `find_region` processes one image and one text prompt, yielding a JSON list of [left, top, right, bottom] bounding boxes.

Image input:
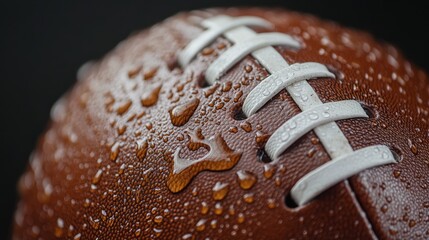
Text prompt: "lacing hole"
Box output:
[[168, 57, 179, 71], [257, 148, 272, 163], [231, 105, 248, 121], [360, 103, 378, 119], [389, 146, 403, 162], [196, 74, 210, 88], [284, 193, 298, 209], [326, 65, 345, 81]]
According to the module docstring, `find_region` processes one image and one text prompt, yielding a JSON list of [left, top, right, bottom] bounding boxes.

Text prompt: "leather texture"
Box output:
[[13, 8, 429, 240]]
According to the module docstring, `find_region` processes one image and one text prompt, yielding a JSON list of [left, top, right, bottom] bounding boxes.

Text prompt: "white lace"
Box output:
[[178, 15, 396, 206]]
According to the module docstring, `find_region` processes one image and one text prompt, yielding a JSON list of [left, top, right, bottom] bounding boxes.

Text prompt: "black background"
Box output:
[[1, 0, 427, 238]]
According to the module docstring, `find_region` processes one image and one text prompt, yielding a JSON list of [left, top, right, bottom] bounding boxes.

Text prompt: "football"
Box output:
[[13, 8, 429, 239]]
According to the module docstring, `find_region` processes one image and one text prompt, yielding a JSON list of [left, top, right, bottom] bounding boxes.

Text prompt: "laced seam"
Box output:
[[178, 16, 273, 67], [178, 15, 396, 206], [264, 100, 368, 160], [205, 32, 300, 84]]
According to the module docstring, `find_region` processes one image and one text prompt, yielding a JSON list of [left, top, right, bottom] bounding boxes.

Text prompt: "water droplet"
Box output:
[[423, 201, 429, 208], [39, 178, 53, 202], [240, 121, 252, 132], [110, 142, 120, 162], [154, 215, 163, 224], [210, 219, 217, 229], [244, 65, 253, 73], [381, 150, 390, 159], [215, 102, 224, 110], [55, 218, 64, 237], [233, 91, 243, 102], [204, 83, 219, 98], [275, 176, 282, 186], [262, 89, 271, 96], [311, 137, 319, 145], [309, 112, 319, 120], [79, 92, 90, 108], [381, 204, 388, 213], [236, 170, 257, 190], [141, 83, 162, 107], [322, 111, 330, 118], [128, 66, 142, 79], [388, 226, 398, 235], [407, 139, 418, 155], [229, 126, 238, 133], [263, 164, 276, 179], [31, 225, 40, 237], [201, 202, 209, 214], [255, 131, 269, 145], [267, 198, 277, 208], [116, 99, 133, 115], [135, 228, 141, 237], [153, 187, 161, 195], [140, 123, 149, 132], [89, 217, 100, 230], [307, 148, 317, 158], [182, 233, 194, 239], [83, 198, 91, 207], [221, 81, 232, 92], [237, 213, 245, 223], [281, 132, 290, 141], [212, 182, 229, 200], [73, 233, 82, 240], [228, 205, 236, 215], [68, 225, 75, 238], [100, 210, 107, 222], [153, 228, 163, 237], [243, 193, 254, 203], [136, 138, 148, 160], [169, 98, 200, 126], [214, 202, 223, 215], [92, 169, 103, 184], [117, 125, 127, 135], [393, 170, 401, 178], [191, 187, 198, 196], [196, 219, 207, 232], [90, 184, 97, 192], [117, 164, 126, 175], [143, 67, 158, 80], [167, 132, 241, 193], [202, 47, 214, 55], [215, 42, 226, 50]]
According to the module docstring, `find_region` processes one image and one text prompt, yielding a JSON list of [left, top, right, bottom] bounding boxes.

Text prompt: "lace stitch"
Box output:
[[178, 15, 396, 206]]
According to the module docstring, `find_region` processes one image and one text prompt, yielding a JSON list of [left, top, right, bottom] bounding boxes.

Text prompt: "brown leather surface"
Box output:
[[13, 8, 429, 240]]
